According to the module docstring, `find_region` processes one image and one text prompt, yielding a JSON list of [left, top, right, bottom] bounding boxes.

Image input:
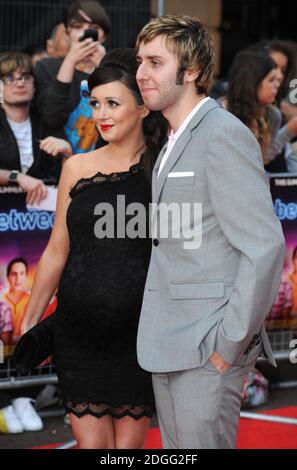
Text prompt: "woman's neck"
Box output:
[[104, 140, 146, 167]]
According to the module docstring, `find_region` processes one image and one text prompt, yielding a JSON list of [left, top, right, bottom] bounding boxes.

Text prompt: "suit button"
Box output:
[[153, 239, 159, 247]]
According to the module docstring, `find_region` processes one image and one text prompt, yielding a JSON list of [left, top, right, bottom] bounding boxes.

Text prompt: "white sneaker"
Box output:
[[12, 398, 43, 432], [0, 405, 24, 433]]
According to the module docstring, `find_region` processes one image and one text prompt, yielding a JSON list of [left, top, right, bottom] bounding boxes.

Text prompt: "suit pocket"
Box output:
[[169, 280, 225, 300], [165, 175, 195, 187], [232, 339, 263, 367]]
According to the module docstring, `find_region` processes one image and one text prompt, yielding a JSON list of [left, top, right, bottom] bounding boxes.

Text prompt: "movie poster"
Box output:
[[1, 175, 297, 364], [266, 174, 297, 334], [0, 186, 55, 360]]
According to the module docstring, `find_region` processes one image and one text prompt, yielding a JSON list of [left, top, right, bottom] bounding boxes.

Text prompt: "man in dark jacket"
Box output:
[[34, 0, 109, 154], [0, 52, 71, 205]]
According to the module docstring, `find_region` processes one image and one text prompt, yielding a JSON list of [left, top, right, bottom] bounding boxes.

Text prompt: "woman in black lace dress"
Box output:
[[22, 49, 168, 448]]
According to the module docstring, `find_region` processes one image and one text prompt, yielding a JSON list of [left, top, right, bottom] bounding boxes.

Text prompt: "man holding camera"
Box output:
[[34, 0, 110, 154]]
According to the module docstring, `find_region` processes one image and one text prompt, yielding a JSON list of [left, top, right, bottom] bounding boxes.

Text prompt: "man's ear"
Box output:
[[184, 67, 199, 83]]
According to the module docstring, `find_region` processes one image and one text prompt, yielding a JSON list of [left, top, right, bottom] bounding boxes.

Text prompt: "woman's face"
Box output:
[[269, 51, 288, 86], [89, 80, 147, 143], [257, 68, 280, 105]]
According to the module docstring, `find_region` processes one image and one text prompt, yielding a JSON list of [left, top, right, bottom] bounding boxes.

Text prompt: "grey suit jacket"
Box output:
[[137, 98, 285, 372]]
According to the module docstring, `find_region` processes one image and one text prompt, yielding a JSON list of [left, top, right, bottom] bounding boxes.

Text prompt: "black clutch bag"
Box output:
[[12, 314, 55, 373]]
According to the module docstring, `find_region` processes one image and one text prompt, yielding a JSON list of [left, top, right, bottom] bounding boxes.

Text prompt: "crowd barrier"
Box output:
[[0, 173, 297, 392]]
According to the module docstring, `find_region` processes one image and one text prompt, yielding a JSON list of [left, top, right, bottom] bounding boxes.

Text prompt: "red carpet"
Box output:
[[31, 407, 297, 449], [144, 407, 297, 449], [236, 406, 297, 449]]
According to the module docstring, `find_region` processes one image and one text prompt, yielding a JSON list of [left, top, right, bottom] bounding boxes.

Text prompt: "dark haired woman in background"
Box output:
[[22, 48, 168, 449], [250, 39, 297, 109], [221, 51, 297, 171], [249, 40, 297, 171]]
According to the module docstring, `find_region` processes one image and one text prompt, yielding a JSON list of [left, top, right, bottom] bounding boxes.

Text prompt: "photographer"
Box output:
[[34, 0, 110, 154]]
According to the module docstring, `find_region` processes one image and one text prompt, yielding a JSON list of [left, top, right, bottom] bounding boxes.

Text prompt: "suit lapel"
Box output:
[[155, 129, 191, 203], [152, 142, 167, 202], [153, 98, 219, 203]]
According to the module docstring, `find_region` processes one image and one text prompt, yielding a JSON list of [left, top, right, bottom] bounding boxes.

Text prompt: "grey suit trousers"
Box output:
[[152, 343, 261, 449]]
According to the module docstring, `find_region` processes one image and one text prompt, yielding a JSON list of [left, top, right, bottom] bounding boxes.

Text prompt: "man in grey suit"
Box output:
[[136, 15, 285, 449]]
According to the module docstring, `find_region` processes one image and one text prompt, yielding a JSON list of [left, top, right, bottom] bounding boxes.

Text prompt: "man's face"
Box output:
[[1, 68, 34, 106], [67, 9, 105, 45], [136, 35, 184, 113], [67, 21, 105, 43], [7, 262, 28, 293]]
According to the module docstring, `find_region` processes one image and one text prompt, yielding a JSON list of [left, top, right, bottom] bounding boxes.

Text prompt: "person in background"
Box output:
[[250, 40, 297, 172], [0, 392, 43, 433], [250, 39, 297, 118], [46, 23, 70, 59], [0, 52, 72, 205], [34, 0, 110, 154], [224, 51, 297, 172], [23, 45, 48, 67], [24, 23, 70, 66], [0, 304, 21, 435], [0, 256, 49, 434]]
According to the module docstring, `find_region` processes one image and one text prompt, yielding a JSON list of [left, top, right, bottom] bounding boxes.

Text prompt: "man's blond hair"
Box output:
[[136, 14, 214, 94]]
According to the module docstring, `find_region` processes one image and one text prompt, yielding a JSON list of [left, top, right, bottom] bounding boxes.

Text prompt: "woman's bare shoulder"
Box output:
[[62, 152, 95, 178], [62, 150, 108, 192]]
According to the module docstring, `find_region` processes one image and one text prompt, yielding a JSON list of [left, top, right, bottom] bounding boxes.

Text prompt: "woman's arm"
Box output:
[[22, 157, 78, 333]]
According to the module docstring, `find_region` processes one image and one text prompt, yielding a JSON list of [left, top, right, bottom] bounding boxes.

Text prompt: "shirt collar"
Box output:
[[169, 96, 210, 142]]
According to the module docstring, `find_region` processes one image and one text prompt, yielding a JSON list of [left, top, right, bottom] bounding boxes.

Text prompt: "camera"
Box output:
[[79, 28, 98, 42]]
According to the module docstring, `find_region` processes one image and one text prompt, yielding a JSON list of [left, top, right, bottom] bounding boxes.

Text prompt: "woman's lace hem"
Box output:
[[65, 401, 155, 420]]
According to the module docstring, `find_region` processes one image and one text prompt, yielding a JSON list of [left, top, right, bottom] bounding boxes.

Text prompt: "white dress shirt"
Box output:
[[157, 96, 210, 178]]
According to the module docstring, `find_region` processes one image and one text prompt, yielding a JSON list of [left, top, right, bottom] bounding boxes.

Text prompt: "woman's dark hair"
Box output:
[[227, 50, 277, 163], [292, 246, 297, 261], [250, 39, 297, 103], [65, 0, 110, 38], [88, 48, 168, 179]]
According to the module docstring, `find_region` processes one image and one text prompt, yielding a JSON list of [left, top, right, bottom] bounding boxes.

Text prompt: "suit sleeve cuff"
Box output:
[[215, 322, 249, 364]]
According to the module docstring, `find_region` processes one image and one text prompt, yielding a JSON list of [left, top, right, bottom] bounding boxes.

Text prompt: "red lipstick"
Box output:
[[100, 124, 114, 132]]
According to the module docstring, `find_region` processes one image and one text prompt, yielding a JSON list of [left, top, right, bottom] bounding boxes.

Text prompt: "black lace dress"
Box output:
[[53, 159, 155, 420]]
